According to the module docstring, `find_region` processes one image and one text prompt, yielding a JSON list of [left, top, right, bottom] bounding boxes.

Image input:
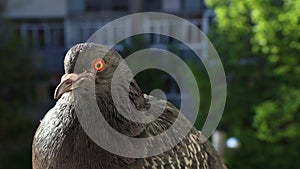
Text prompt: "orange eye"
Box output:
[[93, 59, 105, 72]]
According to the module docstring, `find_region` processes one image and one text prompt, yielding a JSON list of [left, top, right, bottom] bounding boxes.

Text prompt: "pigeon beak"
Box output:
[[54, 73, 80, 99]]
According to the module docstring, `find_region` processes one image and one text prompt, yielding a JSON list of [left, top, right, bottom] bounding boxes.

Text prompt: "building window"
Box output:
[[112, 0, 129, 11], [183, 0, 204, 16], [85, 0, 129, 12], [19, 22, 64, 49], [85, 0, 101, 11], [162, 0, 181, 12], [143, 0, 161, 11]]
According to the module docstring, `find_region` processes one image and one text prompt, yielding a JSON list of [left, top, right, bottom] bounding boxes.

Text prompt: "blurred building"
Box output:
[[1, 0, 213, 102]]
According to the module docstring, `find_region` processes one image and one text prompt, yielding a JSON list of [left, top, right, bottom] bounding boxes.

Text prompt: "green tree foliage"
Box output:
[[0, 20, 38, 169], [206, 0, 300, 168]]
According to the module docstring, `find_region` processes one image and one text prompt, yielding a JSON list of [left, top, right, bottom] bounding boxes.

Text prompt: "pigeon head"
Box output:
[[54, 43, 125, 99], [54, 43, 146, 137]]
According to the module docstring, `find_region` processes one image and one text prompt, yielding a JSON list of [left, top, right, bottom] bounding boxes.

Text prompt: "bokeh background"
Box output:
[[0, 0, 299, 168]]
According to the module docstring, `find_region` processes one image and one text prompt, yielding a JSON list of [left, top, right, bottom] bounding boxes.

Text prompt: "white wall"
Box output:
[[3, 0, 67, 18]]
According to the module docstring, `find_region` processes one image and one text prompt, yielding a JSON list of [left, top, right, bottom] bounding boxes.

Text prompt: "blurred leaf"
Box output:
[[207, 0, 300, 168]]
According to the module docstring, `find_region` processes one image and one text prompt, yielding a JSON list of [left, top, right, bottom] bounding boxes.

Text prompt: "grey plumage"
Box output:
[[32, 43, 227, 169]]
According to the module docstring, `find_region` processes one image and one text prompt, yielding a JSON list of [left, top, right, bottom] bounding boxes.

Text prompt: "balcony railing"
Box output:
[[17, 12, 211, 57], [65, 16, 209, 51]]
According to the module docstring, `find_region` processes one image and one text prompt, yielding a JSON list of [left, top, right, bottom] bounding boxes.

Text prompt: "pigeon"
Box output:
[[32, 43, 227, 169]]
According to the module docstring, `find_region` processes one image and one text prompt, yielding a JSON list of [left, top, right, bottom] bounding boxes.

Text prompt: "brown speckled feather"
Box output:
[[141, 96, 226, 169]]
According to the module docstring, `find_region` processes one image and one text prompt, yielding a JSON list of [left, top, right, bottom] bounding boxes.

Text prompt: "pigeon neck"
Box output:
[[96, 80, 147, 137]]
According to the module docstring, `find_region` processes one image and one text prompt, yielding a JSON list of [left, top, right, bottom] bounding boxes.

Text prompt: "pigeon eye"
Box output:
[[93, 59, 105, 72]]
